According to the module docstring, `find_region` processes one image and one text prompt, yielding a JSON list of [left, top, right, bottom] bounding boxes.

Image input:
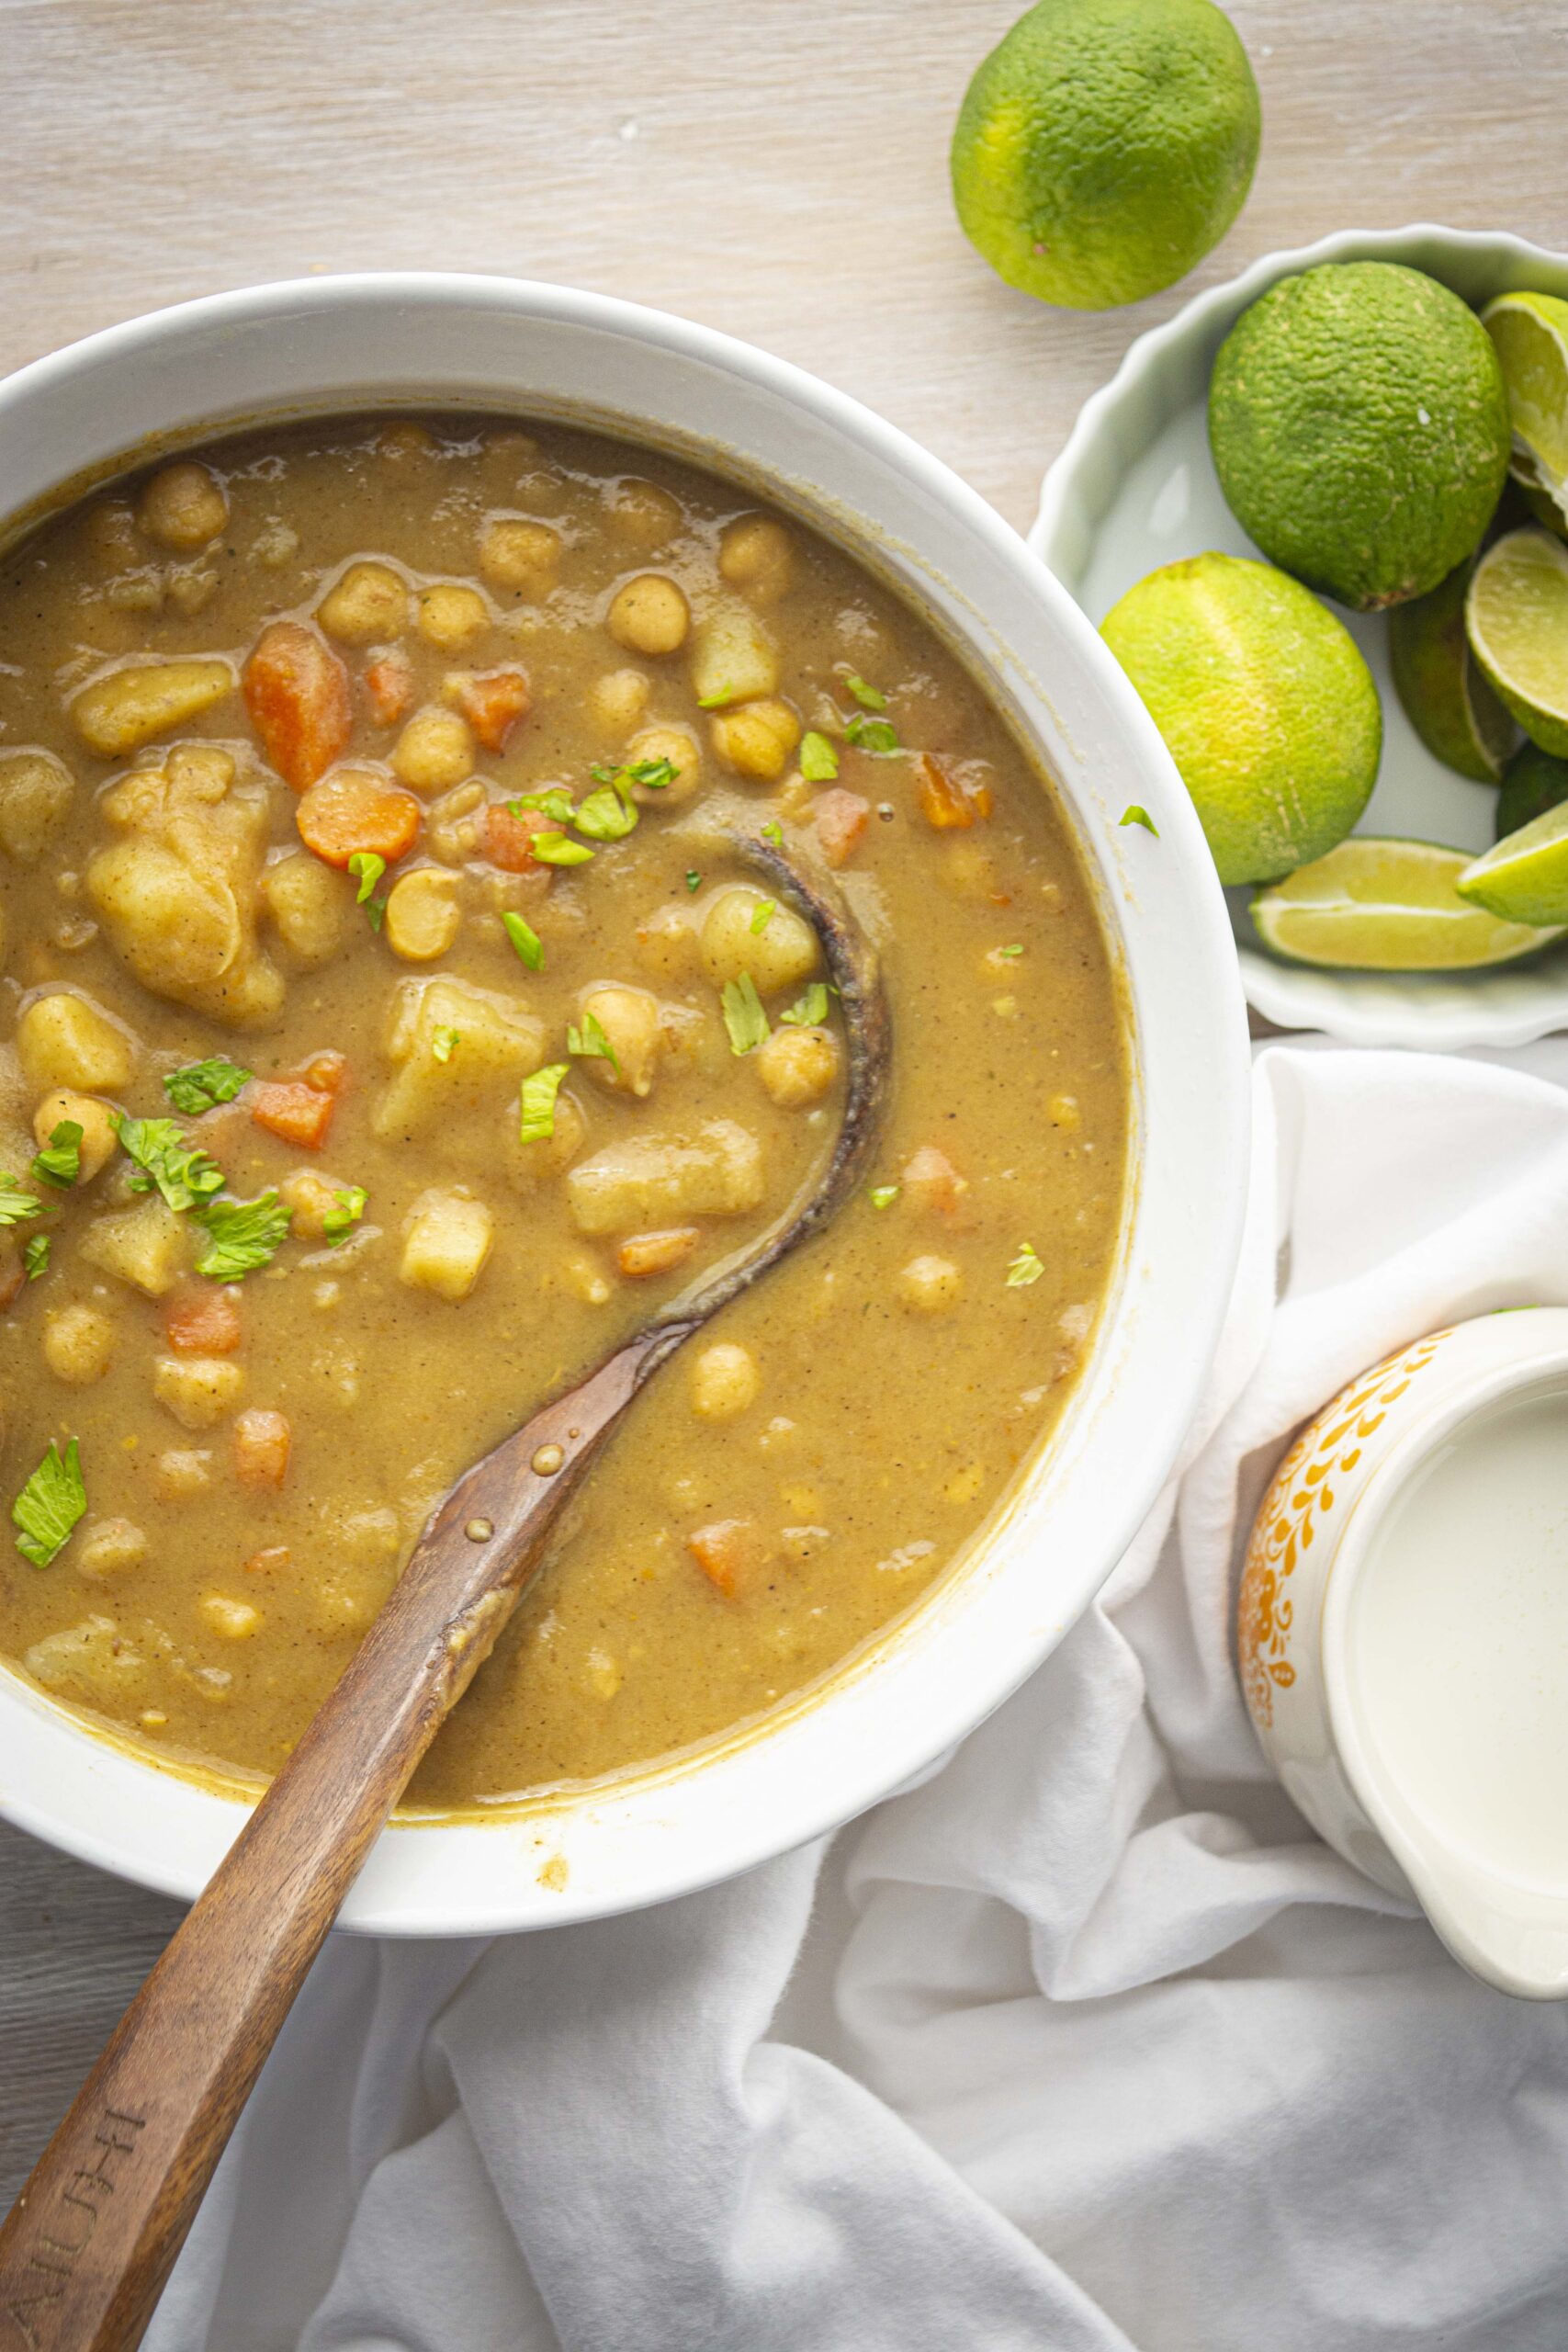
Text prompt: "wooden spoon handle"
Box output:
[[0, 1325, 676, 2352]]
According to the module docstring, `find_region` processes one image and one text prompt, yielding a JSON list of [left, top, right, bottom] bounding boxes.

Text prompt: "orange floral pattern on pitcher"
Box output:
[[1237, 1331, 1448, 1730]]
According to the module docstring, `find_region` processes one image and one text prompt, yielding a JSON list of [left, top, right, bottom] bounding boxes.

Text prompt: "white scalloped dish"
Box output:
[[1032, 224, 1568, 1052]]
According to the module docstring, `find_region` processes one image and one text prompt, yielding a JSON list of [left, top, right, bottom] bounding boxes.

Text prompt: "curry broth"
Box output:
[[0, 414, 1126, 1804]]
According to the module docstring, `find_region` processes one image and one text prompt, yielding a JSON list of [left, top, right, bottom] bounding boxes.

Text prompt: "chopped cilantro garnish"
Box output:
[[22, 1234, 49, 1280], [432, 1026, 461, 1064], [502, 910, 545, 971], [323, 1185, 367, 1247], [844, 673, 887, 711], [531, 831, 596, 867], [30, 1121, 82, 1190], [685, 870, 702, 893], [511, 786, 577, 827], [114, 1116, 225, 1214], [593, 756, 677, 795], [193, 1192, 292, 1281], [573, 775, 639, 842], [568, 1011, 619, 1074], [13, 1437, 85, 1568], [697, 683, 734, 709], [347, 851, 388, 930], [998, 944, 1023, 960], [869, 1184, 900, 1209], [845, 712, 899, 755], [0, 1177, 45, 1228], [164, 1056, 252, 1115], [750, 898, 776, 935], [1006, 1242, 1045, 1289], [781, 983, 829, 1028], [1120, 804, 1158, 836], [761, 820, 784, 847], [800, 730, 840, 782], [721, 973, 769, 1057], [520, 1062, 570, 1144]]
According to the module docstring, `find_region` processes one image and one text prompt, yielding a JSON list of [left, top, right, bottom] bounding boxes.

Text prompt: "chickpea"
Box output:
[[392, 706, 475, 794], [165, 569, 218, 619], [579, 985, 663, 1099], [0, 752, 74, 863], [385, 867, 463, 963], [251, 518, 299, 570], [152, 1447, 212, 1501], [42, 1303, 117, 1385], [700, 888, 818, 994], [479, 516, 561, 594], [626, 723, 700, 805], [718, 514, 794, 603], [137, 461, 229, 551], [417, 583, 490, 651], [377, 421, 436, 463], [318, 560, 410, 644], [152, 1352, 246, 1430], [425, 778, 487, 865], [200, 1592, 263, 1641], [605, 478, 682, 546], [505, 1087, 588, 1190], [261, 852, 356, 966], [75, 1517, 148, 1581], [710, 698, 801, 782], [32, 1089, 118, 1180], [607, 574, 689, 657], [590, 667, 652, 734], [756, 1024, 839, 1108], [279, 1167, 340, 1238], [897, 1254, 963, 1315], [17, 992, 137, 1092], [690, 1340, 761, 1421]]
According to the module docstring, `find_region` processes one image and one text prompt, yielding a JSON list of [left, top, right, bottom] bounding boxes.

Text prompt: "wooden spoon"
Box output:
[[0, 831, 889, 2352]]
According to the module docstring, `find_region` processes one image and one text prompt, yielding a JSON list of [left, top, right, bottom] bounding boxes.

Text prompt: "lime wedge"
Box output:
[[1465, 526, 1568, 757], [1459, 799, 1568, 924], [1509, 447, 1568, 540], [1252, 837, 1561, 969], [1483, 292, 1568, 486], [1388, 560, 1515, 782]]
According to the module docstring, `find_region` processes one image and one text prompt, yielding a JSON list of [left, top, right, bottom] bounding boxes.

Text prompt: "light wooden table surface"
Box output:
[[3, 0, 1565, 2210]]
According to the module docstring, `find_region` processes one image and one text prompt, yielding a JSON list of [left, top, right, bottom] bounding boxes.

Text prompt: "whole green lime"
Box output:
[[1496, 741, 1568, 841], [951, 0, 1260, 311], [1100, 551, 1382, 884], [1209, 262, 1511, 610]]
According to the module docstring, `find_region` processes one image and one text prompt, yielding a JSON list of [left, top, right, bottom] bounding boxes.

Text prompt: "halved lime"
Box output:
[[1483, 292, 1568, 486], [1465, 526, 1568, 757], [1459, 799, 1568, 925], [1388, 561, 1515, 782], [1251, 837, 1560, 968]]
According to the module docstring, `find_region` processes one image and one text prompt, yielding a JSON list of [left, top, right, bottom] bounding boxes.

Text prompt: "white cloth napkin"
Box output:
[[145, 1045, 1568, 2352]]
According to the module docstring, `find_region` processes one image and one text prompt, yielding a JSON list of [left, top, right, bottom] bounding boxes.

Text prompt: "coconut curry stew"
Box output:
[[0, 415, 1127, 1806]]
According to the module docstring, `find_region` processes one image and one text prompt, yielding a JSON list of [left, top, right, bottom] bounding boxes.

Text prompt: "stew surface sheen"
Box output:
[[0, 414, 1126, 1806]]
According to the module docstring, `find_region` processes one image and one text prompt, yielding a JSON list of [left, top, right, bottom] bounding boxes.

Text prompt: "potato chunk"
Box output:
[[152, 1352, 245, 1429], [690, 1340, 761, 1420], [260, 850, 357, 966], [699, 888, 818, 995], [0, 750, 74, 862], [25, 1615, 143, 1696], [75, 1517, 149, 1581], [138, 462, 228, 551], [87, 743, 284, 1028], [400, 1186, 494, 1299], [79, 1197, 192, 1296], [374, 975, 543, 1140], [688, 600, 779, 708], [72, 659, 233, 758], [42, 1302, 117, 1385], [567, 1118, 763, 1236], [17, 991, 138, 1092]]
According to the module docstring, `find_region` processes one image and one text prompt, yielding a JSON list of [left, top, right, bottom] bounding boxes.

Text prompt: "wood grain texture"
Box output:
[[2, 0, 1567, 2211]]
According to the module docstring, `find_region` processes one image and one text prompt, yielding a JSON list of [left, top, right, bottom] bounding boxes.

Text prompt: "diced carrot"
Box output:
[[364, 650, 414, 727], [446, 667, 531, 753], [242, 1544, 291, 1577], [0, 1246, 27, 1312], [915, 752, 993, 831], [814, 787, 870, 868], [243, 621, 353, 790], [901, 1144, 971, 1222], [687, 1517, 762, 1600], [232, 1409, 291, 1494], [164, 1283, 243, 1356], [296, 766, 421, 868], [617, 1227, 700, 1279], [483, 799, 553, 874], [249, 1080, 335, 1149]]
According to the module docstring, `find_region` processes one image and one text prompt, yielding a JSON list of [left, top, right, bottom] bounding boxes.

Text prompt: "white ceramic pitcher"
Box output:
[[1239, 1308, 1568, 1999]]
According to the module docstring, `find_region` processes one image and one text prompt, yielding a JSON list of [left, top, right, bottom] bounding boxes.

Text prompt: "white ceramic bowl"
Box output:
[[1032, 224, 1568, 1053], [0, 276, 1249, 1933]]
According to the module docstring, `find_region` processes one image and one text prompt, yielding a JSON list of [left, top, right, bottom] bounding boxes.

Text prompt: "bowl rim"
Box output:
[[1031, 220, 1568, 1054], [0, 271, 1250, 1932]]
